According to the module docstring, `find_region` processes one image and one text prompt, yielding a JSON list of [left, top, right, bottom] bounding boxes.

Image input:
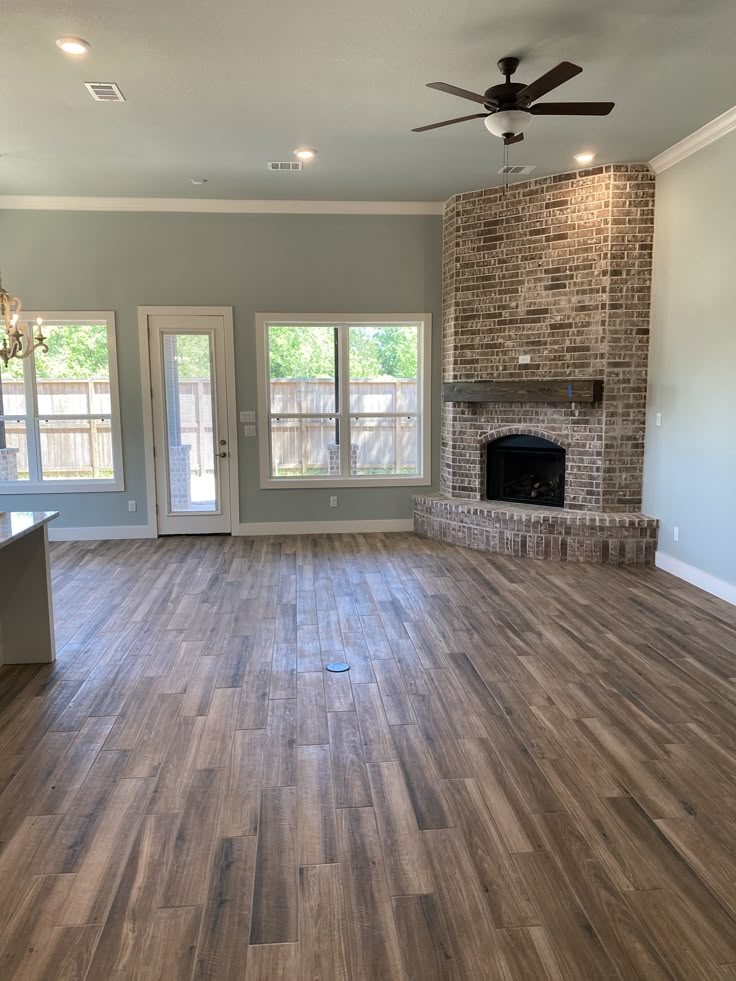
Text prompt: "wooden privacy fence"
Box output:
[[270, 378, 418, 475], [175, 380, 214, 476], [1, 379, 113, 477], [1, 377, 418, 476]]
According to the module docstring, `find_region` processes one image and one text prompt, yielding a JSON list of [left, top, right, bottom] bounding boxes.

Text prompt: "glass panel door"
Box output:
[[161, 332, 218, 513], [148, 314, 231, 535]]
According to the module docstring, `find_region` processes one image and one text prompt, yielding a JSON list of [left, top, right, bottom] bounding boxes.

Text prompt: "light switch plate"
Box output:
[[244, 424, 257, 437], [518, 354, 531, 364], [243, 410, 256, 422]]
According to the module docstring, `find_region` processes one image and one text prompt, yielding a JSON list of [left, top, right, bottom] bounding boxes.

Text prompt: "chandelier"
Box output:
[[0, 276, 48, 367]]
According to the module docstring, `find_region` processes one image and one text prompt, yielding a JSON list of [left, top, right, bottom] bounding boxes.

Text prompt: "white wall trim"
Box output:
[[655, 550, 736, 607], [48, 517, 415, 540], [137, 309, 159, 536], [221, 307, 241, 529], [48, 524, 156, 541], [234, 518, 414, 536], [650, 105, 736, 173], [0, 196, 444, 216]]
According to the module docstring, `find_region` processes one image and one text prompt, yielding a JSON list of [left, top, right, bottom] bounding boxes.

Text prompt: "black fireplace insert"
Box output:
[[486, 435, 565, 507]]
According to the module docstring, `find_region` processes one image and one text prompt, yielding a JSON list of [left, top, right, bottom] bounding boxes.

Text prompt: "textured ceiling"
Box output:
[[2, 0, 736, 201]]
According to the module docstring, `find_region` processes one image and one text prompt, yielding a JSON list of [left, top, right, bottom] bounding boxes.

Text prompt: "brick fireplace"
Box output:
[[414, 163, 659, 563]]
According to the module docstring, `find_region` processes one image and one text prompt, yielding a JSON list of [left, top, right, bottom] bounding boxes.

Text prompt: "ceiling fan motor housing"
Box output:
[[483, 81, 530, 110], [485, 57, 532, 113]]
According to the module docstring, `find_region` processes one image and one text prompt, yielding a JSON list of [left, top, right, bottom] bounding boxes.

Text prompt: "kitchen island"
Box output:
[[0, 511, 59, 665]]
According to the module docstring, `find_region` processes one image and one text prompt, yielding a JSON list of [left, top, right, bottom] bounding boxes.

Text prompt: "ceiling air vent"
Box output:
[[84, 82, 126, 102], [267, 161, 303, 171], [498, 164, 536, 176]]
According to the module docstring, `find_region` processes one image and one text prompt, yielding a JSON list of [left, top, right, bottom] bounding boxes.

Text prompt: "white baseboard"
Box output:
[[234, 518, 415, 536], [48, 517, 415, 541], [655, 551, 736, 606], [48, 524, 157, 541]]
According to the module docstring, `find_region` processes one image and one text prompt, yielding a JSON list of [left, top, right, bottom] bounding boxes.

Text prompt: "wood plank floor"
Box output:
[[1, 532, 735, 980]]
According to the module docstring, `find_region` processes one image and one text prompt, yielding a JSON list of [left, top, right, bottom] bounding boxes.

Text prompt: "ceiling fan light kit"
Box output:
[[484, 110, 532, 139]]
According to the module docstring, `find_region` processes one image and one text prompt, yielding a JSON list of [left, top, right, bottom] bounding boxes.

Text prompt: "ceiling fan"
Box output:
[[412, 57, 614, 144]]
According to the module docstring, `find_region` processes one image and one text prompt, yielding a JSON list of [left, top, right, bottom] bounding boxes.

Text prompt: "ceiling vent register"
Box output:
[[267, 161, 303, 171], [497, 164, 537, 175], [84, 82, 126, 102]]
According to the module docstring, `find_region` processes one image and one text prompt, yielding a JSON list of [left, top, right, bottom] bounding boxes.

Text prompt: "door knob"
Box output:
[[217, 451, 228, 458]]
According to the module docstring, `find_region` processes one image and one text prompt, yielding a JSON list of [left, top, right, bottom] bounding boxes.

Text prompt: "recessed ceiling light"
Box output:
[[191, 178, 208, 185], [294, 147, 317, 161], [575, 152, 595, 165], [56, 36, 90, 55]]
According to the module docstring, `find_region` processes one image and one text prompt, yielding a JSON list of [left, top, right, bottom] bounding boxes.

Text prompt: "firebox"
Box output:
[[486, 435, 565, 508]]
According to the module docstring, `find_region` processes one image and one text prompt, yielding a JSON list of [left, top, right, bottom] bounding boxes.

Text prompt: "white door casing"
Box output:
[[139, 307, 239, 536]]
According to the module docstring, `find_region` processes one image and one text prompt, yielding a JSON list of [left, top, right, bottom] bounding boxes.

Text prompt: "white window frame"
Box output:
[[256, 313, 432, 489], [0, 311, 124, 494]]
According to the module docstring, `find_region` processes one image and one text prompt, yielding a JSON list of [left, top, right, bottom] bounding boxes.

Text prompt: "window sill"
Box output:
[[0, 479, 125, 495], [260, 475, 431, 490]]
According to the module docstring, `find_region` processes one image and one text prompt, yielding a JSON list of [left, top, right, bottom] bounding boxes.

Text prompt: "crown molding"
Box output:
[[0, 195, 444, 216], [650, 105, 736, 173]]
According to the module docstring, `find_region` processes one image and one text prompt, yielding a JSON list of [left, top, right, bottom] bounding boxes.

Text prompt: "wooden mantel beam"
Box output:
[[442, 379, 603, 404]]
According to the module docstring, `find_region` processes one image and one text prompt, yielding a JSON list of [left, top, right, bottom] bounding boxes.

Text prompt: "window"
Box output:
[[0, 312, 123, 492], [256, 314, 431, 487]]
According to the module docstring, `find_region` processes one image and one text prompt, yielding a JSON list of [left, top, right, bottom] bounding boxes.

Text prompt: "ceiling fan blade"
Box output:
[[529, 101, 615, 115], [517, 61, 582, 103], [426, 81, 489, 106], [504, 132, 525, 145], [412, 113, 488, 132]]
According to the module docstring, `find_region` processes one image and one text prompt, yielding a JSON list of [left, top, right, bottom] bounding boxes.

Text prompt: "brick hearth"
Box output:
[[414, 495, 658, 564], [416, 163, 659, 564]]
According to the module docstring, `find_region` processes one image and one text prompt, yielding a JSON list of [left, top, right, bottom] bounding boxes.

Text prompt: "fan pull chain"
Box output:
[[503, 141, 509, 193]]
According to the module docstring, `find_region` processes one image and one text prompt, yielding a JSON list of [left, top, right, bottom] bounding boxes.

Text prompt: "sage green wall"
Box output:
[[644, 130, 736, 586], [0, 210, 442, 528]]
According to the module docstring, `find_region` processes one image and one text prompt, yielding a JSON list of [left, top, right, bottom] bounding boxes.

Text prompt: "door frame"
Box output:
[[138, 306, 240, 536]]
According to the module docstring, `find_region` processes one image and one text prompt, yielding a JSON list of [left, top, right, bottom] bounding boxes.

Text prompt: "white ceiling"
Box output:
[[2, 0, 736, 201]]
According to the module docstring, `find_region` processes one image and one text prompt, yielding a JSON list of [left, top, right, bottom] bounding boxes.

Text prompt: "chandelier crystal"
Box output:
[[0, 276, 47, 367]]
